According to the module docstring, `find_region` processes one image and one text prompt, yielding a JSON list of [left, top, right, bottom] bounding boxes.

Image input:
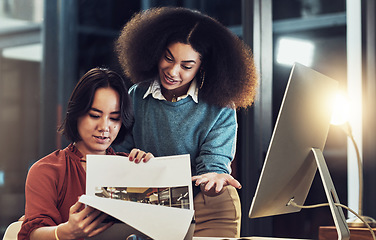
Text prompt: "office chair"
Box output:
[[2, 221, 22, 240]]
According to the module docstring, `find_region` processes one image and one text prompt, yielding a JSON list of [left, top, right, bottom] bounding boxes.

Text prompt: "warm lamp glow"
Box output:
[[331, 92, 350, 126], [276, 38, 315, 67], [330, 92, 376, 227]]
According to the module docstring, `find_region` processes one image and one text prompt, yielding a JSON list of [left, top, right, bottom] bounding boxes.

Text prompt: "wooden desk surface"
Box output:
[[319, 226, 376, 240]]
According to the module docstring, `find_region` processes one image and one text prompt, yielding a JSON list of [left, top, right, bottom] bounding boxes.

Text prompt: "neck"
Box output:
[[161, 84, 191, 102], [73, 142, 106, 158]]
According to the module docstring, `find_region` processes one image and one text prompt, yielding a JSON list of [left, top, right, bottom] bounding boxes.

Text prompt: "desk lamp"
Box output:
[[331, 93, 376, 228]]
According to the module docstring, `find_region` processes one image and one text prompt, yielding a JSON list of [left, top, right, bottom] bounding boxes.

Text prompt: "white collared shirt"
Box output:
[[143, 79, 199, 103]]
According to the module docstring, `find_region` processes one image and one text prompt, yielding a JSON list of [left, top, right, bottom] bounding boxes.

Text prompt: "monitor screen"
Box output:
[[249, 62, 339, 218]]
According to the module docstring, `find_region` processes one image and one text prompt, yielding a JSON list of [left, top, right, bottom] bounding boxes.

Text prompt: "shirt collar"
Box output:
[[143, 79, 199, 103]]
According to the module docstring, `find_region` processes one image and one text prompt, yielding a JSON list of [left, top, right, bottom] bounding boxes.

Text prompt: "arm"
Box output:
[[193, 107, 239, 195], [30, 201, 113, 240], [20, 151, 113, 240], [20, 160, 64, 239]]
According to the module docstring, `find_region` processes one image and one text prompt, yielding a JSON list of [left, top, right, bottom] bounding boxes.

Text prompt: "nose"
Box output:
[[98, 118, 110, 132], [168, 63, 180, 77]]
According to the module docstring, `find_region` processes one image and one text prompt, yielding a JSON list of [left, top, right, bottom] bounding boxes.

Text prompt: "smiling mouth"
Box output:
[[164, 73, 180, 83], [95, 136, 109, 140]]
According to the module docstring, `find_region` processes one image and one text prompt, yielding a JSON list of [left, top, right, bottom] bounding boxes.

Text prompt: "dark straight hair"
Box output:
[[58, 68, 133, 145]]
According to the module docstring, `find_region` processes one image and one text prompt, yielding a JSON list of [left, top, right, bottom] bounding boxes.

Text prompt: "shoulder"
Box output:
[[128, 84, 145, 106], [28, 149, 67, 177], [188, 102, 236, 131], [31, 149, 65, 167], [129, 83, 150, 96], [205, 104, 237, 130], [198, 101, 236, 118]]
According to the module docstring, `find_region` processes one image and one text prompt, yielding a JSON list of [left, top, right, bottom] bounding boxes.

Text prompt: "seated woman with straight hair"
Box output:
[[18, 68, 153, 240]]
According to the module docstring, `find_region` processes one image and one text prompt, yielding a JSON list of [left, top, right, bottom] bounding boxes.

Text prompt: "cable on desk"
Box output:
[[287, 200, 376, 240]]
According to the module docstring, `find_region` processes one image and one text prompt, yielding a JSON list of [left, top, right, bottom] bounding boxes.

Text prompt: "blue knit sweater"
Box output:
[[116, 84, 237, 176]]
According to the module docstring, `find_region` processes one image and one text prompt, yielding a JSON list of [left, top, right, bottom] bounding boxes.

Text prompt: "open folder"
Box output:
[[79, 154, 194, 240]]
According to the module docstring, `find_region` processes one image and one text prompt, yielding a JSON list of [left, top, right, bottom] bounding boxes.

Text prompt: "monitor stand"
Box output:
[[311, 147, 350, 240]]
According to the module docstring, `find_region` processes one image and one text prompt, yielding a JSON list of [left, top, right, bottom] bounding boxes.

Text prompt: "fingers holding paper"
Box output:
[[128, 149, 154, 163], [50, 201, 113, 240]]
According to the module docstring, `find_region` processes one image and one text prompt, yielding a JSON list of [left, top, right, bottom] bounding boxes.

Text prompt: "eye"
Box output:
[[164, 54, 173, 62], [182, 65, 193, 70], [89, 113, 100, 119], [111, 117, 121, 122]]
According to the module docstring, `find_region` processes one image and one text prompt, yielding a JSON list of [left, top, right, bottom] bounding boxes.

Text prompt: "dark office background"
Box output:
[[0, 0, 375, 239]]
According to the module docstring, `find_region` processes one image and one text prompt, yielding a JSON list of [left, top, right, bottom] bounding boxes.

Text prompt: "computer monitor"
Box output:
[[248, 63, 350, 240]]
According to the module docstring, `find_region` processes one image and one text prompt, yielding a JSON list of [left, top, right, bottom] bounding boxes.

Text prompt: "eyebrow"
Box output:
[[90, 107, 120, 115], [166, 48, 197, 64]]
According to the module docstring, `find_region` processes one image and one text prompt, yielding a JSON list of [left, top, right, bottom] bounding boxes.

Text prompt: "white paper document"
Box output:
[[79, 154, 194, 240]]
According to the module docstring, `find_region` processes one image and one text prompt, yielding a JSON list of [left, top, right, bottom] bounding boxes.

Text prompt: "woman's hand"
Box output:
[[128, 149, 154, 163], [57, 201, 113, 239], [30, 201, 113, 240], [192, 172, 242, 196]]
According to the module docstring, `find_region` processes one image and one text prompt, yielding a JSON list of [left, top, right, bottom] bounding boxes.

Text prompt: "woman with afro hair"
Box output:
[[115, 7, 258, 238]]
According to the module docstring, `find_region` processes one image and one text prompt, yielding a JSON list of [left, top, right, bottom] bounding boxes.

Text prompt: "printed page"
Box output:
[[79, 154, 194, 240]]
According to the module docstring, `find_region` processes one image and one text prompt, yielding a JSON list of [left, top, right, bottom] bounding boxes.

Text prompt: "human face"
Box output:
[[75, 87, 121, 157], [158, 42, 201, 96]]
